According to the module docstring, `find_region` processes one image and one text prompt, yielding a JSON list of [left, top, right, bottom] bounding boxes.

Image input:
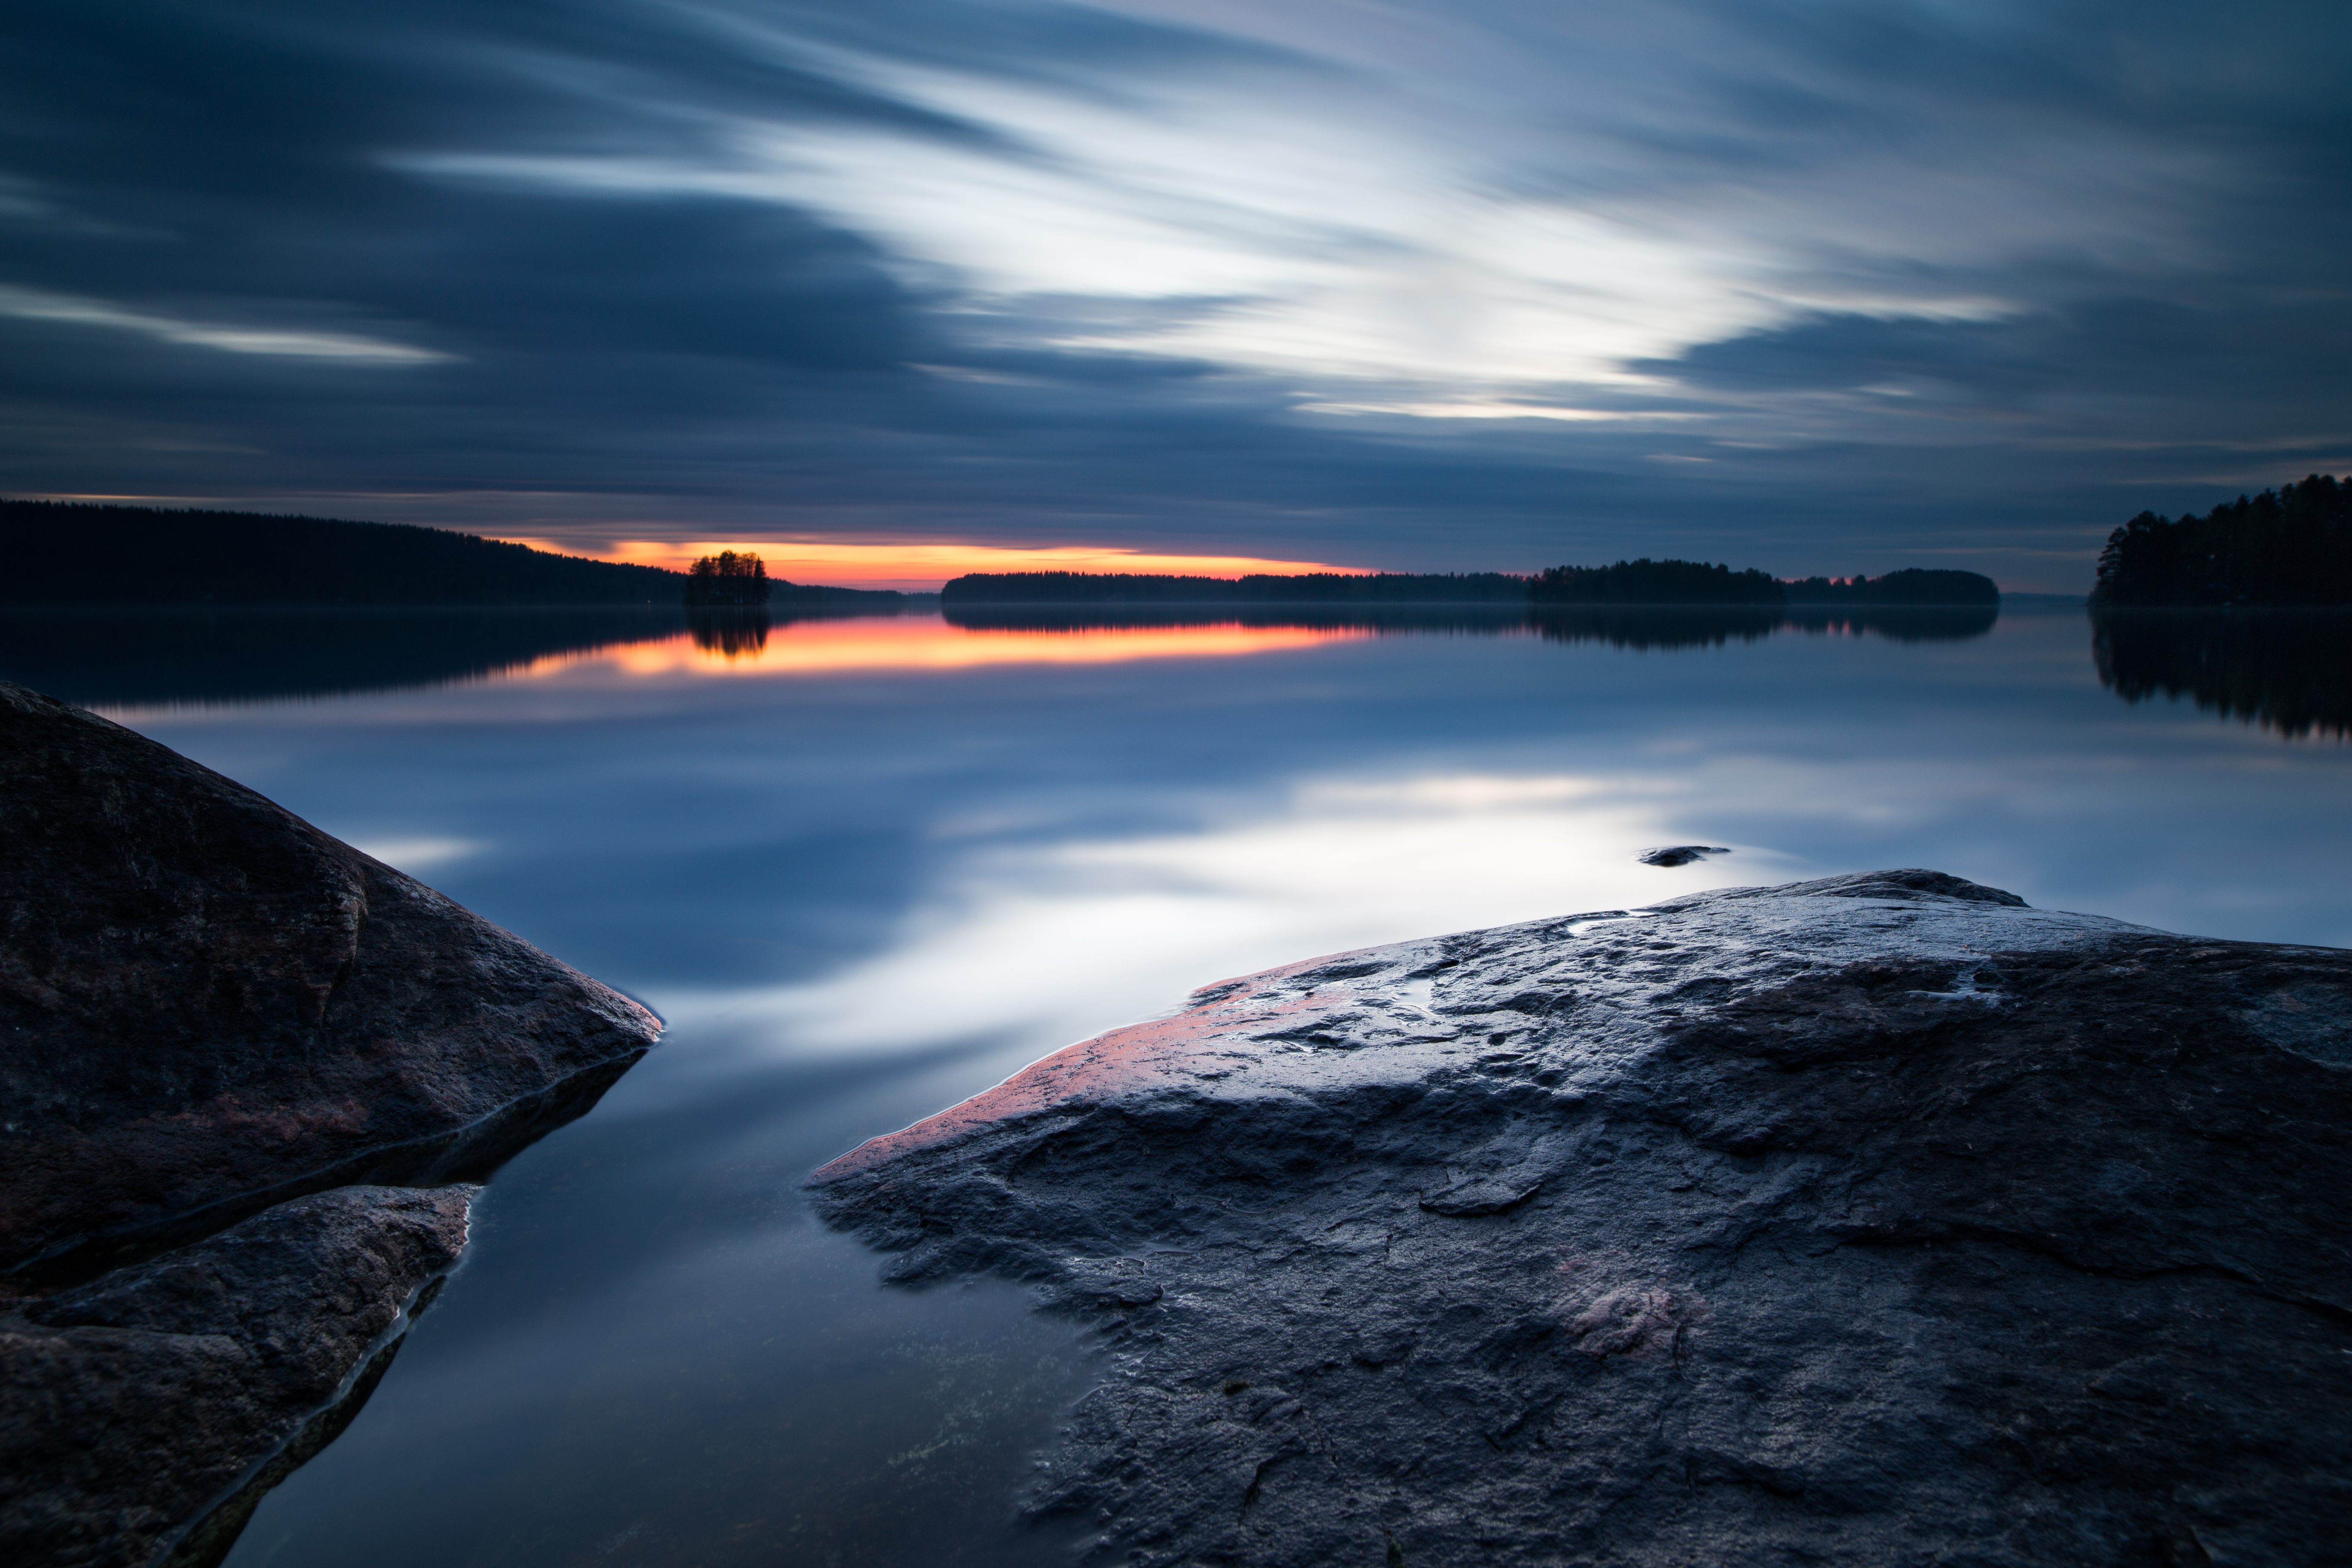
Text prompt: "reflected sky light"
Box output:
[[50, 600, 2349, 1567], [649, 766, 1768, 1065], [515, 614, 1370, 679]]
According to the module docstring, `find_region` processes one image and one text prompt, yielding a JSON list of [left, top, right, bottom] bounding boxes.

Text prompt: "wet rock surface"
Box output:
[[0, 682, 662, 1565], [0, 1186, 474, 1568], [811, 870, 2352, 1566], [0, 681, 660, 1277]]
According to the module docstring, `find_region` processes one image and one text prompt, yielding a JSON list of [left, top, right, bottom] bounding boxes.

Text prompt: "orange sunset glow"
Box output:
[[491, 538, 1363, 591], [523, 615, 1368, 680]]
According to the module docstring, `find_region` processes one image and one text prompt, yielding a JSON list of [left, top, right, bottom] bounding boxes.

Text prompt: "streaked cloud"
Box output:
[[0, 284, 452, 364], [1, 0, 2347, 589]]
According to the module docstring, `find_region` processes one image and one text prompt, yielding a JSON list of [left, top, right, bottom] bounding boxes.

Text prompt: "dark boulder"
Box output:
[[0, 681, 661, 1565], [0, 681, 659, 1278], [810, 870, 2352, 1566], [1, 1186, 474, 1568]]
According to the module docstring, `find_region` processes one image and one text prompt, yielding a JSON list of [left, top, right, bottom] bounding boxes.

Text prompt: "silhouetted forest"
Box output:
[[684, 551, 771, 606], [1782, 569, 1999, 606], [941, 571, 1527, 604], [0, 499, 916, 609], [2094, 609, 2352, 739], [948, 561, 1999, 609], [2, 500, 682, 605], [2092, 475, 2352, 607], [1528, 559, 1784, 605]]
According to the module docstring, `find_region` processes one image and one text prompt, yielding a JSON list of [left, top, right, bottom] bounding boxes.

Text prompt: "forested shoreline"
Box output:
[[0, 500, 911, 609], [2092, 475, 2352, 606], [945, 561, 1999, 607]]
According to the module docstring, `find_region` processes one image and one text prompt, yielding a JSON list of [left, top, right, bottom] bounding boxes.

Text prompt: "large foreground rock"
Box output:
[[0, 682, 660, 1277], [811, 870, 2352, 1566], [0, 682, 661, 1565]]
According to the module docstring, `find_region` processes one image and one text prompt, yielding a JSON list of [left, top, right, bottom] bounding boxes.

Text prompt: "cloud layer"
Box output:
[[4, 0, 2349, 587]]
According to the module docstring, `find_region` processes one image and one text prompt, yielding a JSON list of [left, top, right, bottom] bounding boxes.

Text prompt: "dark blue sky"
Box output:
[[4, 0, 2347, 588]]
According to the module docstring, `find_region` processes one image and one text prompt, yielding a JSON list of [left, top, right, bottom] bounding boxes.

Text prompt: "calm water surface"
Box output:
[[9, 605, 2349, 1566]]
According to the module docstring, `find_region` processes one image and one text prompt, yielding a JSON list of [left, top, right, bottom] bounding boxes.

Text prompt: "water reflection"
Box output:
[[686, 608, 771, 659], [570, 614, 1367, 678], [1, 597, 2343, 1568], [949, 603, 2000, 647], [2094, 609, 2352, 740], [0, 606, 686, 707], [1528, 606, 1781, 649], [0, 603, 2011, 713], [1779, 605, 2000, 643]]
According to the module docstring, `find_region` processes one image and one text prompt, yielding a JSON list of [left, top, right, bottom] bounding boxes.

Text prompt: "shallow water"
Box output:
[[7, 603, 2348, 1565]]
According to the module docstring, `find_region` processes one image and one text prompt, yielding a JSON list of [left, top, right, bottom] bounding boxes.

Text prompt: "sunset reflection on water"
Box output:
[[527, 613, 1370, 679]]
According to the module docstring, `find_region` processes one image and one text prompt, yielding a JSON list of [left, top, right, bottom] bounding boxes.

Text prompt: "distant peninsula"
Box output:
[[2092, 473, 2351, 607], [0, 500, 911, 610], [944, 561, 1998, 608]]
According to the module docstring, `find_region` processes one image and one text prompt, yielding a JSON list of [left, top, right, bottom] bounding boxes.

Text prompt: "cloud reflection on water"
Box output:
[[652, 769, 1762, 1067]]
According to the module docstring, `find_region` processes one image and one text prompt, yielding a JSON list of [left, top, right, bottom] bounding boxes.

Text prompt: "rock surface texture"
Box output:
[[0, 681, 660, 1277], [810, 870, 2352, 1567], [0, 682, 662, 1566], [1, 1187, 474, 1568]]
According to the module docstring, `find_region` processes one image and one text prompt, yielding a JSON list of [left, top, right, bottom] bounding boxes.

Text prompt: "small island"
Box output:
[[682, 550, 774, 606]]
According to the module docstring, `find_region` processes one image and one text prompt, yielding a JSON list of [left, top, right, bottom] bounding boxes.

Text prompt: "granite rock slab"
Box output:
[[0, 681, 660, 1278], [0, 681, 662, 1565], [811, 870, 2352, 1566]]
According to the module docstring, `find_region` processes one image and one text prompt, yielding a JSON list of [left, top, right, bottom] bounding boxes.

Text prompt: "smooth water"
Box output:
[[9, 604, 2348, 1566]]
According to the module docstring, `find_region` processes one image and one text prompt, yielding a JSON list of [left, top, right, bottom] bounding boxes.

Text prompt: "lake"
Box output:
[[7, 601, 2347, 1567]]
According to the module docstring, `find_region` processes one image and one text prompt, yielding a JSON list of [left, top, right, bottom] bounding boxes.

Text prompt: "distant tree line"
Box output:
[[683, 550, 772, 606], [1528, 559, 1782, 605], [2092, 475, 2352, 606], [0, 500, 915, 609], [940, 571, 1527, 605], [946, 561, 1998, 608], [1, 500, 683, 606]]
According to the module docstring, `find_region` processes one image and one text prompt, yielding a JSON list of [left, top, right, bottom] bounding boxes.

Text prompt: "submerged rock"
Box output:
[[810, 869, 2352, 1566], [1636, 845, 1730, 867], [0, 682, 661, 1565]]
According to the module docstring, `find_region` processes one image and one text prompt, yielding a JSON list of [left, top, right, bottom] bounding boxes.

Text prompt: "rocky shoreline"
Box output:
[[811, 870, 2352, 1565], [0, 682, 661, 1568]]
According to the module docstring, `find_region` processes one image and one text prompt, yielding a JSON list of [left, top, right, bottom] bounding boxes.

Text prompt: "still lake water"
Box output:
[[8, 603, 2349, 1566]]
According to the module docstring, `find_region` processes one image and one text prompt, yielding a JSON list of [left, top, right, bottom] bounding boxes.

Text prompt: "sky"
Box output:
[[3, 1, 2348, 590]]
